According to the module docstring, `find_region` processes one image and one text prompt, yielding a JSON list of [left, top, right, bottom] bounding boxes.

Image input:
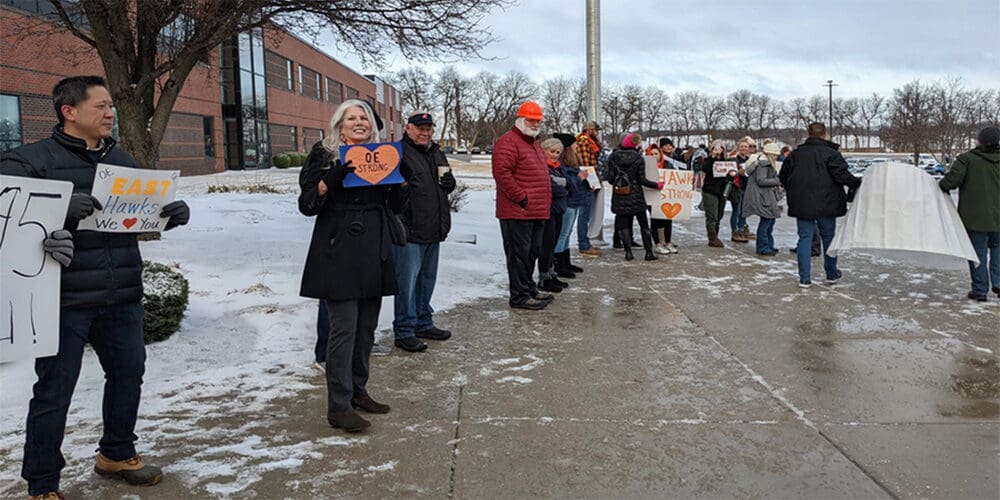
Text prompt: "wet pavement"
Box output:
[[32, 216, 1000, 498]]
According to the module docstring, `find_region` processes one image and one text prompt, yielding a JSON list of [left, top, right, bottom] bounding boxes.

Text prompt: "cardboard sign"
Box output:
[[77, 164, 179, 233], [643, 161, 694, 221], [579, 167, 601, 191], [712, 161, 738, 178], [340, 142, 405, 188], [0, 175, 74, 363]]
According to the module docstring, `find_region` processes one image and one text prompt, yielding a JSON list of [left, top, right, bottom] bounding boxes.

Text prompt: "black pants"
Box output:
[[614, 212, 652, 249], [323, 298, 380, 413], [538, 211, 563, 278], [499, 219, 544, 305], [651, 218, 673, 244]]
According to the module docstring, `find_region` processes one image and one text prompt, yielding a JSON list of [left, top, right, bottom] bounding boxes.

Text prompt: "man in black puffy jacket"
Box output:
[[391, 112, 456, 352], [779, 122, 861, 288], [1, 76, 189, 498]]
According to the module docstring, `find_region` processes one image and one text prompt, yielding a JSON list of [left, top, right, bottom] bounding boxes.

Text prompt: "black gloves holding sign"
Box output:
[[66, 193, 102, 224], [43, 230, 73, 267], [160, 200, 190, 231], [322, 159, 355, 188]]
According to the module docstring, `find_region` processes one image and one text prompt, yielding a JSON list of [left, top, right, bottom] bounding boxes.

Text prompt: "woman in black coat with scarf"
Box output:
[[299, 99, 404, 433], [609, 133, 663, 261]]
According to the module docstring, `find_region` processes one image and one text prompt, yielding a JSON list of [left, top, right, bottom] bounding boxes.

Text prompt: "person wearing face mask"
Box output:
[[492, 101, 553, 310], [299, 99, 405, 433]]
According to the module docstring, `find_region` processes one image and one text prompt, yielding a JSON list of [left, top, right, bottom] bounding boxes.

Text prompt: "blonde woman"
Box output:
[[743, 142, 783, 255], [298, 99, 403, 433]]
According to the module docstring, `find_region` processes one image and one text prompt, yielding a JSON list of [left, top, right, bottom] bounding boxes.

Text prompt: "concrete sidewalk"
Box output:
[[43, 216, 1000, 499]]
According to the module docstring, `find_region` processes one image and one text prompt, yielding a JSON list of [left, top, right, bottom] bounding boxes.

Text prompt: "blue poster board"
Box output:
[[339, 141, 405, 188]]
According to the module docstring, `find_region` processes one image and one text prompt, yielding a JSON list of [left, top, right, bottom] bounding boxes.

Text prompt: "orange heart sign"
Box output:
[[660, 203, 682, 219], [340, 142, 405, 188], [122, 217, 138, 229]]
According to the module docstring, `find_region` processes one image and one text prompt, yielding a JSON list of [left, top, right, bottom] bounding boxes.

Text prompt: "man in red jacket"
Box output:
[[492, 101, 553, 310]]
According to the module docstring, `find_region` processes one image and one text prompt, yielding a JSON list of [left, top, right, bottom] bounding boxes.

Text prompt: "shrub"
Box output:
[[291, 151, 308, 167], [142, 261, 189, 344], [273, 153, 291, 169], [448, 182, 469, 213], [207, 183, 281, 194]]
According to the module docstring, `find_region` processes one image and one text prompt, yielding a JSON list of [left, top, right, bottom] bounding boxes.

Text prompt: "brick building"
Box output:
[[0, 2, 401, 175]]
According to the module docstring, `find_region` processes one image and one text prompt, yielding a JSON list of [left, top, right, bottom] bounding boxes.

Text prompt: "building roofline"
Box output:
[[268, 21, 377, 84]]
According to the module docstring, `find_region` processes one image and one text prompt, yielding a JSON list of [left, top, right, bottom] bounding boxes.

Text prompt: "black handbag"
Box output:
[[387, 212, 408, 246]]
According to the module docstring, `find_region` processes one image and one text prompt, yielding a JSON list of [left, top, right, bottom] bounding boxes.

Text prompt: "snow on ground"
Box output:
[[0, 168, 513, 494]]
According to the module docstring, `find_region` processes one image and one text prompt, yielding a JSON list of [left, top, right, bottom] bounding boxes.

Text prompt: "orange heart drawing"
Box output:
[[344, 144, 401, 186], [122, 218, 138, 229], [660, 203, 682, 219]]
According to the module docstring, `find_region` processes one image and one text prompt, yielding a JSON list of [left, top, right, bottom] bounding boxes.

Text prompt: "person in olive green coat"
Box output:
[[939, 126, 1000, 301]]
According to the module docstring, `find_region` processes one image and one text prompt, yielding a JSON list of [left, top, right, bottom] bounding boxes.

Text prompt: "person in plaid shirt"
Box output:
[[575, 121, 604, 256]]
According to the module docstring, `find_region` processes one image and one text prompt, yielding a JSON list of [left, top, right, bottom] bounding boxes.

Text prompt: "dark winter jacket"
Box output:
[[609, 148, 658, 216], [399, 135, 452, 243], [1, 127, 143, 309], [939, 145, 1000, 231], [563, 164, 588, 208], [779, 137, 861, 218], [548, 161, 568, 216], [492, 126, 551, 220], [298, 141, 404, 301], [700, 157, 732, 196]]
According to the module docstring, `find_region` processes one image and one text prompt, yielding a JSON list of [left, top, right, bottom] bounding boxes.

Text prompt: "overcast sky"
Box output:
[[322, 0, 999, 100]]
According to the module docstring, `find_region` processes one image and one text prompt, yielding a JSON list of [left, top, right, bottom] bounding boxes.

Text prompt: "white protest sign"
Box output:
[[712, 161, 738, 178], [580, 166, 601, 191], [0, 175, 74, 363], [642, 161, 694, 220], [77, 164, 179, 233]]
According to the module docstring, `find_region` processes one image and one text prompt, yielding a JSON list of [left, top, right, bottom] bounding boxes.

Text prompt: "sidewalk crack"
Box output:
[[447, 384, 464, 499]]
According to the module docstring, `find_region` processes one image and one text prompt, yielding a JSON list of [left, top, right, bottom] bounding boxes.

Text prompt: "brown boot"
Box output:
[[742, 226, 756, 240], [28, 493, 65, 500], [351, 393, 391, 414], [731, 229, 749, 242], [94, 453, 163, 486], [707, 230, 725, 248]]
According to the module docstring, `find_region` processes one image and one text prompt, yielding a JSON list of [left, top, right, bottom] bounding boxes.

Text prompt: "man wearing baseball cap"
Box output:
[[492, 101, 553, 310], [391, 112, 457, 351]]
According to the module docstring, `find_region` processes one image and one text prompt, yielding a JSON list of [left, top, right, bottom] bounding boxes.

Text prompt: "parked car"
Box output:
[[923, 164, 945, 176], [442, 146, 455, 154], [471, 146, 482, 154], [456, 146, 469, 154], [484, 145, 493, 154]]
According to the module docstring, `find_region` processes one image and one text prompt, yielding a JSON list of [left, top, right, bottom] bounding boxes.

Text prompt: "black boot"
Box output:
[[551, 276, 569, 288], [539, 278, 563, 293], [618, 230, 634, 261], [555, 250, 576, 279], [641, 228, 657, 261], [564, 250, 584, 273]]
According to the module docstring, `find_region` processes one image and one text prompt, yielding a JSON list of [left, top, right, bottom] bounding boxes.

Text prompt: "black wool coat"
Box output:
[[1, 127, 144, 309], [609, 148, 658, 216], [298, 141, 405, 301], [779, 138, 861, 219]]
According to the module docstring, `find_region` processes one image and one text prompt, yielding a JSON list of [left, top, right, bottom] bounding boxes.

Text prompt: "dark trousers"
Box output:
[[23, 303, 146, 496], [499, 219, 544, 305], [316, 300, 329, 363], [967, 230, 1000, 296], [538, 212, 563, 279], [651, 218, 673, 244], [614, 212, 653, 249], [323, 298, 380, 413], [702, 192, 725, 234]]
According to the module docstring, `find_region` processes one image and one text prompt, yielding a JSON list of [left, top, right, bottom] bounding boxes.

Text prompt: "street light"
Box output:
[[825, 79, 838, 140]]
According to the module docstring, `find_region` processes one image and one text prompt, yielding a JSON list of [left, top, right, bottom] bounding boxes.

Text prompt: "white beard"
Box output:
[[515, 118, 540, 137]]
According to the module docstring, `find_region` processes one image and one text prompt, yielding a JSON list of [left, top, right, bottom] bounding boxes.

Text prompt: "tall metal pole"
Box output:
[[586, 0, 601, 125], [825, 79, 838, 140]]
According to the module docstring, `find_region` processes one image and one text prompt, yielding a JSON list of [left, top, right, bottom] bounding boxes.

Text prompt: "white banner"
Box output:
[[643, 160, 694, 220], [77, 164, 179, 233], [0, 175, 74, 363], [712, 161, 738, 178], [579, 166, 601, 191]]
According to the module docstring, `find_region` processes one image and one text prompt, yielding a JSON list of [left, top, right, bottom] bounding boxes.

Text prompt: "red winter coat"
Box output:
[[492, 126, 552, 220]]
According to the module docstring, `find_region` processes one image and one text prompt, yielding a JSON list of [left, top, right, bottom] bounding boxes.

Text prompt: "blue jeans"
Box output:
[[796, 217, 838, 284], [577, 192, 594, 250], [316, 300, 329, 363], [756, 217, 776, 254], [23, 303, 146, 496], [392, 242, 440, 340], [556, 206, 579, 253], [730, 187, 747, 233], [967, 230, 1000, 296]]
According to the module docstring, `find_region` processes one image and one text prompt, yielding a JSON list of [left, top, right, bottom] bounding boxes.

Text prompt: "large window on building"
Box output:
[[326, 78, 343, 106], [345, 86, 359, 101], [299, 66, 320, 100], [264, 50, 294, 91], [220, 27, 269, 169], [203, 116, 214, 158], [0, 94, 22, 152]]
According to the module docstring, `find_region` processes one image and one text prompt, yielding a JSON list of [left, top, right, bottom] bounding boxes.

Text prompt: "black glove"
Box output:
[[66, 193, 102, 223], [321, 159, 355, 188], [517, 196, 528, 209], [160, 200, 190, 231], [439, 170, 456, 192], [43, 229, 74, 267]]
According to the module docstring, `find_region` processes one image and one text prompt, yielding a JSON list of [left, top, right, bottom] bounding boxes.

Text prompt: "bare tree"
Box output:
[[541, 76, 574, 133], [885, 80, 936, 163], [749, 93, 779, 140], [698, 95, 727, 143], [672, 90, 702, 145], [725, 89, 754, 138], [642, 87, 670, 137], [392, 66, 437, 116], [434, 66, 468, 148], [9, 0, 511, 168], [859, 93, 887, 150]]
